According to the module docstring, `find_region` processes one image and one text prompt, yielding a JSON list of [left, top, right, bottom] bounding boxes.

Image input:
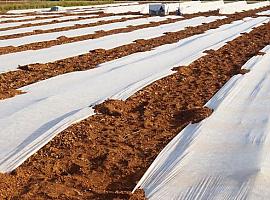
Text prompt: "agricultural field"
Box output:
[[0, 1, 270, 199], [0, 1, 115, 12]]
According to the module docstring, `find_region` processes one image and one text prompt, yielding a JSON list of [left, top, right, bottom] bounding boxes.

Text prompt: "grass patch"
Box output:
[[0, 0, 114, 13]]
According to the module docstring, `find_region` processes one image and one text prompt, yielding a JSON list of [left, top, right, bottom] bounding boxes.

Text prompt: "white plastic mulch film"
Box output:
[[0, 16, 269, 173], [134, 45, 270, 200]]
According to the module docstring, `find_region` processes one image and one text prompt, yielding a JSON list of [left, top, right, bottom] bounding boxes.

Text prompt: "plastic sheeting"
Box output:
[[244, 1, 270, 11], [181, 1, 224, 14], [0, 16, 268, 173], [0, 15, 133, 36], [219, 1, 270, 14], [134, 45, 270, 200], [0, 16, 225, 73], [257, 10, 270, 16], [0, 15, 59, 23], [0, 15, 97, 29], [219, 1, 248, 14], [0, 16, 181, 47]]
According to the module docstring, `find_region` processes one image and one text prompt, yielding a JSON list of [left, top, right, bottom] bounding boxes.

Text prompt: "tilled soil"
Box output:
[[0, 15, 62, 24], [0, 15, 269, 200], [0, 11, 221, 55], [0, 12, 109, 24], [0, 12, 223, 55], [0, 11, 143, 24], [0, 7, 269, 100], [0, 12, 93, 24], [0, 16, 181, 55], [0, 12, 143, 39], [0, 10, 218, 40], [0, 12, 113, 32]]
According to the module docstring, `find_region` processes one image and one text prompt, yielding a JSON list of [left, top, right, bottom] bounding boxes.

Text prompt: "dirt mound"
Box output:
[[95, 99, 128, 116]]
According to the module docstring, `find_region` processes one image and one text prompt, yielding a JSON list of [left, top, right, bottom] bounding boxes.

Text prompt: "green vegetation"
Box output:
[[0, 0, 114, 12], [0, 0, 267, 13]]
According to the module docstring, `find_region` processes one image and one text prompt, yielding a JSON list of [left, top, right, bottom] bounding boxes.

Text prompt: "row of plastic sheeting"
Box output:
[[0, 16, 178, 47], [5, 1, 269, 16], [0, 14, 98, 29], [0, 16, 223, 73], [104, 1, 269, 15], [0, 15, 136, 37], [134, 43, 270, 200], [0, 16, 266, 173], [220, 1, 270, 14]]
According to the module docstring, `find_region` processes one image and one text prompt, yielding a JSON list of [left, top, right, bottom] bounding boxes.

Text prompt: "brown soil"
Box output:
[[0, 12, 113, 32], [0, 11, 104, 24], [1, 16, 46, 23], [0, 16, 185, 55], [0, 14, 269, 200], [0, 6, 269, 100], [0, 16, 182, 54], [0, 13, 144, 39], [0, 15, 67, 24]]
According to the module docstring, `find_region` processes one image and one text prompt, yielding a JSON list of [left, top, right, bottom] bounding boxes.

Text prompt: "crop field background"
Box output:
[[0, 1, 270, 199], [0, 0, 268, 12], [0, 0, 114, 12]]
